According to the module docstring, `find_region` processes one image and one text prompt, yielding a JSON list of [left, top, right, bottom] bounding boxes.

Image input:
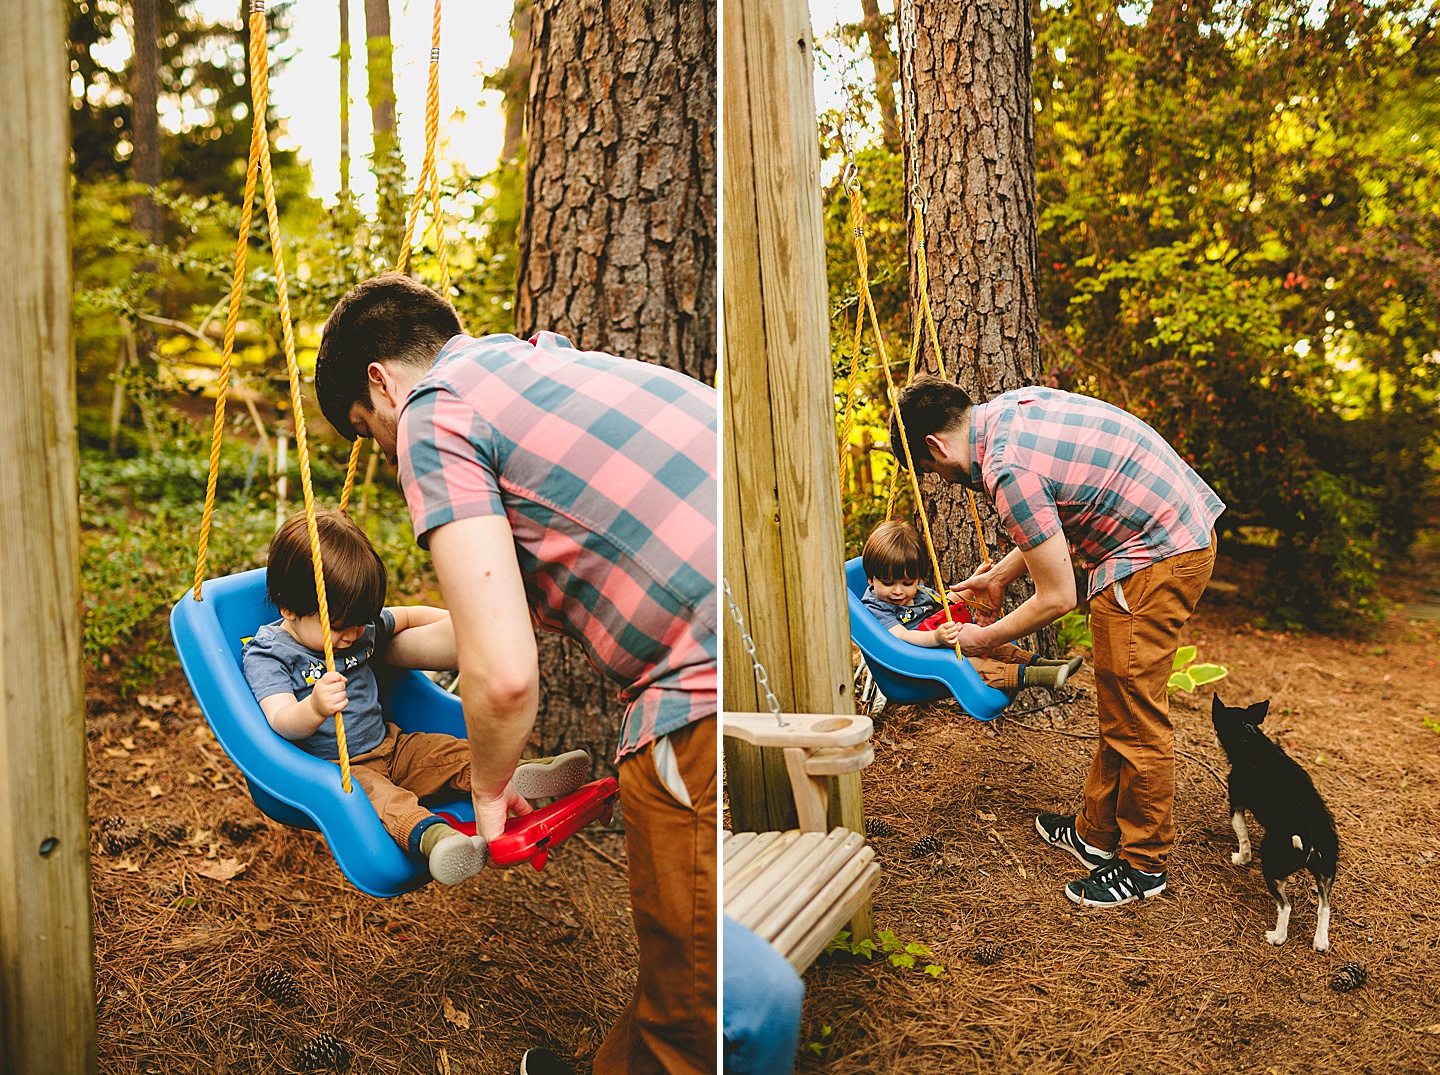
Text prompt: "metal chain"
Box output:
[[722, 577, 785, 726], [899, 0, 923, 209]]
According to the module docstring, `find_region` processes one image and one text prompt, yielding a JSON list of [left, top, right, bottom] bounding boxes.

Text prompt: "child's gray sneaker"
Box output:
[[1035, 812, 1117, 869], [513, 748, 590, 799], [427, 831, 488, 885]]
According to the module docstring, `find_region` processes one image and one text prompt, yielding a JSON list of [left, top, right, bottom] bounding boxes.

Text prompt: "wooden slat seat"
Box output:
[[723, 828, 880, 971]]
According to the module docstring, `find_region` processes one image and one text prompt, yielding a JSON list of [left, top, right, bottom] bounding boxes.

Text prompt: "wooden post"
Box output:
[[0, 1, 98, 1069], [723, 0, 870, 939]]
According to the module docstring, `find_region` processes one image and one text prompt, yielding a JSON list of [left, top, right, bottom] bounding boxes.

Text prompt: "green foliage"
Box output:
[[1056, 609, 1093, 651], [805, 1025, 834, 1058], [1167, 645, 1230, 696], [826, 929, 946, 978]]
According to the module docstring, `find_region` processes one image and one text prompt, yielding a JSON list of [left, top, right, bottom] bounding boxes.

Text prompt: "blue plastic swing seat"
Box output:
[[170, 567, 477, 897], [845, 556, 1010, 721]]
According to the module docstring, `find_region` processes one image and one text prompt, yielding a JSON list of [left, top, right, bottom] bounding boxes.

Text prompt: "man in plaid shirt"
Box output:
[[892, 376, 1224, 909], [316, 274, 716, 1075]]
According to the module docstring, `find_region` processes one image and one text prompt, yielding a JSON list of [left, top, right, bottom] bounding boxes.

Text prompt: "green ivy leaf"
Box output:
[[1187, 663, 1229, 686], [923, 963, 946, 977], [1172, 645, 1197, 671]]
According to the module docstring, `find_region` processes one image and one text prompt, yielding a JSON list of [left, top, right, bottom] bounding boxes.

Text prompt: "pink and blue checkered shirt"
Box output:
[[396, 332, 717, 761], [968, 387, 1224, 599]]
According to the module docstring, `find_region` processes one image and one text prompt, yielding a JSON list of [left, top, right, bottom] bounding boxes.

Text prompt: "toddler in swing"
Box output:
[[860, 520, 1082, 692], [242, 509, 590, 884]]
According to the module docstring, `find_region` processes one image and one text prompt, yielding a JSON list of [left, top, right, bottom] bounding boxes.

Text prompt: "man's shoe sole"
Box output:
[[1035, 814, 1116, 870]]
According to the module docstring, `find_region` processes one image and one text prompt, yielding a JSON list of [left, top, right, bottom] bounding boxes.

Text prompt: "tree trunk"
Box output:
[[498, 0, 534, 165], [515, 0, 716, 771], [129, 0, 161, 245], [516, 0, 716, 384], [901, 0, 1053, 653], [861, 0, 900, 150], [363, 0, 405, 257], [339, 0, 351, 199]]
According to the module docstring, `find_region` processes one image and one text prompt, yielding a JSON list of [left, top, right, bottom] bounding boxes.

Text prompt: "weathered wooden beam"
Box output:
[[0, 1, 97, 1071]]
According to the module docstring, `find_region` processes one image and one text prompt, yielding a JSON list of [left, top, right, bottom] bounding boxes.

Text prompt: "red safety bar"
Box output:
[[436, 776, 619, 871]]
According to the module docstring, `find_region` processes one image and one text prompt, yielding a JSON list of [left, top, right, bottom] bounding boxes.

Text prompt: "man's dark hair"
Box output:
[[266, 509, 387, 629], [314, 272, 463, 439], [888, 375, 974, 470]]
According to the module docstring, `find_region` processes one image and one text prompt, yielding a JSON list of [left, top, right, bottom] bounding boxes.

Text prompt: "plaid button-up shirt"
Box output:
[[396, 332, 717, 761], [967, 387, 1224, 599]]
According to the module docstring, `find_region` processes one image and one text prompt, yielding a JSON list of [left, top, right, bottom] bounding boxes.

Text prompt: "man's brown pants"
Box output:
[[1075, 541, 1215, 874], [593, 716, 717, 1075]]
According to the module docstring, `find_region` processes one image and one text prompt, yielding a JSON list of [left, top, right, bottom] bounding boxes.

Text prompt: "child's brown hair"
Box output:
[[266, 509, 386, 628], [862, 520, 926, 583]]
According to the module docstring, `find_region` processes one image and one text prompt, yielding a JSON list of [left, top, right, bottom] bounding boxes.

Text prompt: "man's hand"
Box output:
[[308, 670, 348, 718], [933, 619, 961, 647], [472, 780, 535, 844], [955, 565, 1006, 624], [956, 622, 990, 656]]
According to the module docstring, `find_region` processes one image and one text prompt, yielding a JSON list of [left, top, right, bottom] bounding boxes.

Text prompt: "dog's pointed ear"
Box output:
[[1247, 699, 1270, 724], [1211, 693, 1225, 715]]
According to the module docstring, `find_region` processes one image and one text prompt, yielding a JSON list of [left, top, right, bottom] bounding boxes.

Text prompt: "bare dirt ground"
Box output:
[[87, 660, 634, 1074], [797, 540, 1440, 1075]]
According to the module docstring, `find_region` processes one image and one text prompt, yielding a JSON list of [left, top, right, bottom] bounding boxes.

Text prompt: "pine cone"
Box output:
[[911, 834, 941, 858], [1329, 961, 1367, 992], [255, 966, 305, 1008], [972, 942, 1007, 966], [865, 818, 895, 838], [220, 818, 266, 846], [294, 1032, 352, 1072], [97, 816, 142, 855], [148, 818, 187, 846]]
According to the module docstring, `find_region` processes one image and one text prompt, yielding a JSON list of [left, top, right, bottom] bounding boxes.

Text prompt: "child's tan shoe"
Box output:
[[513, 748, 591, 800], [428, 830, 488, 885]]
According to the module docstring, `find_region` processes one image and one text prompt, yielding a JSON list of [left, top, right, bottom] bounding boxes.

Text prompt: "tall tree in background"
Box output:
[[513, 0, 716, 763], [129, 0, 161, 247], [492, 0, 533, 165], [364, 0, 405, 258], [899, 0, 1044, 628], [860, 0, 899, 150], [339, 0, 351, 200]]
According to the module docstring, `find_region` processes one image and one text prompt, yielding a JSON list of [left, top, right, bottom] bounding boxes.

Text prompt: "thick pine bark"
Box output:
[[516, 0, 716, 384], [363, 0, 405, 257], [902, 0, 1052, 651], [515, 0, 716, 769]]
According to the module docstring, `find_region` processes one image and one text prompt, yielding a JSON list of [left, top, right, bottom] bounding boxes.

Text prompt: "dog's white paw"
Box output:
[[1231, 850, 1252, 866], [1313, 936, 1329, 953], [1265, 929, 1287, 946]]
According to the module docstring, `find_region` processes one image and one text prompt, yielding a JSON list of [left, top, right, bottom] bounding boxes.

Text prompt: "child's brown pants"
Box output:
[[970, 642, 1036, 691], [1076, 539, 1216, 874], [342, 722, 471, 849]]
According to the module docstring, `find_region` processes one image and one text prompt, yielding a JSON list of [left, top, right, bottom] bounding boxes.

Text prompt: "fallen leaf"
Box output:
[[194, 857, 247, 881], [103, 746, 130, 759], [137, 717, 161, 731], [1421, 1024, 1440, 1036], [137, 694, 177, 711], [976, 810, 997, 822], [442, 996, 471, 1030], [111, 857, 141, 873], [119, 736, 137, 751], [146, 783, 164, 799]]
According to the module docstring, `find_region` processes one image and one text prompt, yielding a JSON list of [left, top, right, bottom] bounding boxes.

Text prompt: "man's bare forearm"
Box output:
[[460, 673, 538, 799]]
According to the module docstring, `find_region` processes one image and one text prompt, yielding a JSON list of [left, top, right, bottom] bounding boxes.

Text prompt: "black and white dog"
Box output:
[[1211, 695, 1339, 951]]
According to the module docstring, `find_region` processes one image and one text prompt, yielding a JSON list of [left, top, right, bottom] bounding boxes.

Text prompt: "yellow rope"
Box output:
[[193, 116, 263, 601], [845, 182, 984, 645], [837, 296, 864, 484], [339, 437, 364, 512], [397, 0, 444, 278], [192, 3, 353, 793]]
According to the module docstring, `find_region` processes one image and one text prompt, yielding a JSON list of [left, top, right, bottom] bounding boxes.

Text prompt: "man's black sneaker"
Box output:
[[1064, 859, 1167, 907], [1034, 813, 1117, 869], [520, 1048, 573, 1075]]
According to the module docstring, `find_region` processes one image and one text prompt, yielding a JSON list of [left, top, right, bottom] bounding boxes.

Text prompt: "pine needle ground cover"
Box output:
[[798, 545, 1440, 1074]]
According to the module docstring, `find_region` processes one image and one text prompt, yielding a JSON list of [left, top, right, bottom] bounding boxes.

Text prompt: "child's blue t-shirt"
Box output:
[[241, 609, 396, 760], [861, 585, 944, 631]]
